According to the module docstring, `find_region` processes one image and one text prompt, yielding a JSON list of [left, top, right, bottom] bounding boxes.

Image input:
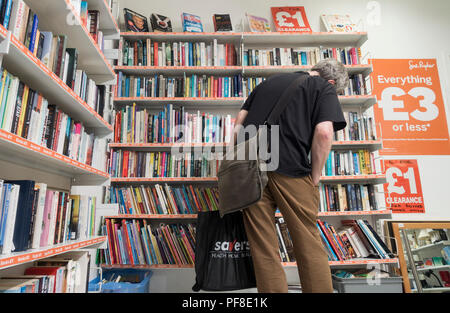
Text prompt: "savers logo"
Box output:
[[213, 240, 250, 252]]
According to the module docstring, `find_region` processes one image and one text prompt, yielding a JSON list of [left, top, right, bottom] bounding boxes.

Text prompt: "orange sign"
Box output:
[[270, 7, 312, 32], [384, 159, 425, 213], [370, 59, 450, 155]]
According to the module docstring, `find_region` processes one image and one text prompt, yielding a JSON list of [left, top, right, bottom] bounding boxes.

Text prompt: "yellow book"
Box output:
[[358, 150, 366, 175], [147, 225, 163, 264], [33, 30, 40, 57], [17, 85, 30, 137], [131, 102, 136, 143], [364, 150, 371, 174], [134, 187, 144, 214]]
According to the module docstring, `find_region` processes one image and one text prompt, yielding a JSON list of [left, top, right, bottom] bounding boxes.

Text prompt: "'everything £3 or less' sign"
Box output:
[[370, 59, 450, 155]]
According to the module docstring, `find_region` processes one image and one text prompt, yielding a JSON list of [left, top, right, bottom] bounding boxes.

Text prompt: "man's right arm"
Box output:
[[230, 109, 248, 145], [310, 121, 334, 186]]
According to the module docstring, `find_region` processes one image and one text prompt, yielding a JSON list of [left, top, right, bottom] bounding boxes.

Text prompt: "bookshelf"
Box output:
[[23, 0, 116, 83], [0, 0, 119, 293], [99, 28, 399, 279]]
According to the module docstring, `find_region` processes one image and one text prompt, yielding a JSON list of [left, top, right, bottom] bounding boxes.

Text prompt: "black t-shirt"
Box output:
[[241, 71, 346, 177]]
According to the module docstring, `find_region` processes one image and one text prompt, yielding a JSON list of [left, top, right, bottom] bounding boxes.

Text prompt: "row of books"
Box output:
[[318, 184, 381, 212], [102, 220, 196, 266], [106, 185, 219, 215], [120, 39, 239, 67], [317, 219, 394, 261], [0, 68, 104, 168], [116, 73, 244, 98], [335, 111, 377, 142], [0, 252, 90, 293], [323, 150, 375, 177], [113, 103, 235, 144], [5, 1, 110, 118], [243, 74, 368, 98], [243, 47, 361, 67], [0, 180, 96, 255], [108, 150, 220, 178], [69, 0, 104, 50]]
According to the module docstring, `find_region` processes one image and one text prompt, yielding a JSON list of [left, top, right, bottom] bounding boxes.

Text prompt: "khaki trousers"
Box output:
[[243, 171, 333, 293]]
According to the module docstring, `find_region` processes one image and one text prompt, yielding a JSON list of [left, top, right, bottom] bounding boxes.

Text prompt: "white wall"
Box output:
[[112, 0, 450, 292], [117, 0, 450, 221]]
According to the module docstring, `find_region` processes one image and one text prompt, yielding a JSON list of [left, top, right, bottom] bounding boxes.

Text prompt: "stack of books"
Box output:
[[120, 39, 239, 67], [322, 149, 376, 176], [0, 180, 96, 255], [108, 150, 220, 178], [114, 103, 235, 144], [105, 184, 219, 214], [115, 73, 243, 98], [102, 220, 196, 266]]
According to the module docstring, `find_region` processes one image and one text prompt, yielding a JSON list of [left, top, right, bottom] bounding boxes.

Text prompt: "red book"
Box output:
[[121, 219, 135, 264], [180, 227, 195, 263], [24, 266, 63, 293], [134, 42, 138, 66], [161, 226, 182, 264], [105, 219, 117, 264], [153, 42, 158, 66], [317, 219, 343, 261], [329, 224, 350, 259]]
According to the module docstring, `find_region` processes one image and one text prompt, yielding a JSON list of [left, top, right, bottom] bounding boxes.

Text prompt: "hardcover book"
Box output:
[[246, 13, 270, 32], [124, 8, 149, 32], [181, 13, 203, 33], [213, 14, 232, 32], [150, 13, 172, 32], [321, 14, 356, 32]]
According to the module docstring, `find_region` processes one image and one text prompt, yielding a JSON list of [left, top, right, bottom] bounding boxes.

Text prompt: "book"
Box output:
[[150, 13, 172, 32], [213, 14, 232, 32], [321, 14, 356, 33], [181, 13, 203, 33], [124, 8, 149, 32], [246, 13, 270, 32]]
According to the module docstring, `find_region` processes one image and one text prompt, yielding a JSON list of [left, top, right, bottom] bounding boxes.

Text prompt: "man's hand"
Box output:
[[311, 121, 334, 186]]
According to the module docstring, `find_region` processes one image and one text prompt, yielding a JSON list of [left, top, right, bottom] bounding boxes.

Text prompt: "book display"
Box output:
[[0, 0, 119, 292]]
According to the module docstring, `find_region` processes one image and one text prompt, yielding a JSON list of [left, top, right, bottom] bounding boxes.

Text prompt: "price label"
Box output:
[[383, 159, 425, 213], [371, 59, 450, 155], [271, 7, 312, 32]]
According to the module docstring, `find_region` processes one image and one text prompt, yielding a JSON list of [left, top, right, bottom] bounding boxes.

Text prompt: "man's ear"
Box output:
[[328, 80, 336, 85]]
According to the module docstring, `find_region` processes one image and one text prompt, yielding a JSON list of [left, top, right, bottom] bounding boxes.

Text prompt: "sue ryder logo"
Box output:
[[213, 239, 250, 252]]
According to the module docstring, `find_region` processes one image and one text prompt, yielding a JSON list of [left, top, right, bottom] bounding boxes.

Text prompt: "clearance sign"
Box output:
[[384, 159, 425, 214], [370, 59, 450, 155]]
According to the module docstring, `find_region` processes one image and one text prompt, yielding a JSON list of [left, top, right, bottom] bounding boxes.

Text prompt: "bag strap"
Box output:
[[265, 73, 309, 125]]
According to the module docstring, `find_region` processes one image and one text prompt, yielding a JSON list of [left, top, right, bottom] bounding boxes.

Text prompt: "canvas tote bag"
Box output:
[[218, 74, 308, 217]]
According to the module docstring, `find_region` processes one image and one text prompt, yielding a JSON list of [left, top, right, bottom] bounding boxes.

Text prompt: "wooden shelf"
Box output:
[[113, 97, 245, 107], [114, 65, 372, 77], [283, 258, 399, 267], [101, 264, 194, 269], [115, 65, 243, 76], [0, 236, 106, 270], [23, 0, 115, 83], [320, 174, 386, 184], [110, 177, 218, 184], [332, 140, 383, 152], [85, 0, 120, 36], [120, 31, 369, 48], [0, 27, 113, 135], [113, 95, 373, 108], [100, 258, 398, 270], [243, 64, 372, 76], [104, 211, 392, 220], [0, 129, 109, 185], [105, 214, 198, 219], [110, 175, 386, 184]]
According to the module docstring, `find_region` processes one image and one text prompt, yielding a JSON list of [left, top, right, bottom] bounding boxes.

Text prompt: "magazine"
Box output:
[[124, 8, 149, 32], [246, 13, 271, 32]]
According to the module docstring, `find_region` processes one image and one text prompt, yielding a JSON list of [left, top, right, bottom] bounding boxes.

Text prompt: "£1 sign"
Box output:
[[384, 159, 425, 213], [270, 7, 312, 32], [371, 59, 450, 155]]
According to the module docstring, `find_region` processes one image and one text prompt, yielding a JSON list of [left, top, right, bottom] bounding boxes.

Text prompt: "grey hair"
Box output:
[[311, 59, 349, 94]]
